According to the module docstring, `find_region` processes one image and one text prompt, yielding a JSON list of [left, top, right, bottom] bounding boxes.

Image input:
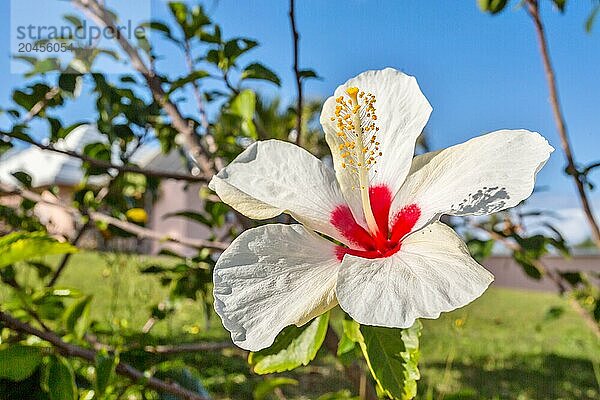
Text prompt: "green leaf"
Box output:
[[56, 122, 86, 141], [0, 345, 43, 381], [224, 39, 258, 62], [11, 171, 33, 187], [168, 2, 189, 26], [253, 377, 298, 400], [230, 89, 256, 121], [199, 25, 222, 43], [249, 312, 329, 374], [58, 74, 83, 96], [228, 89, 257, 138], [63, 14, 83, 29], [95, 351, 118, 396], [46, 355, 77, 400], [514, 251, 543, 280], [142, 21, 172, 36], [0, 232, 78, 269], [348, 321, 422, 400], [63, 295, 93, 339], [168, 70, 210, 94], [24, 58, 61, 78], [552, 0, 566, 12], [242, 63, 281, 86], [586, 3, 600, 33], [466, 238, 494, 262], [298, 69, 320, 80], [477, 0, 508, 14]]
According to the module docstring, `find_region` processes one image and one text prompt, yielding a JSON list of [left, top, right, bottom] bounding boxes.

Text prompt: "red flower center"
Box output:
[[330, 184, 420, 261]]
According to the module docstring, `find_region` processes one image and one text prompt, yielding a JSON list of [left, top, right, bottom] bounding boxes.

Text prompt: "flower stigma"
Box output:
[[332, 86, 382, 235]]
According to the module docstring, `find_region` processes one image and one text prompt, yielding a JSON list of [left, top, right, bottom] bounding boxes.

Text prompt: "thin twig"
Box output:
[[72, 0, 214, 177], [47, 221, 90, 287], [0, 183, 228, 251], [1, 130, 208, 183], [525, 0, 600, 246], [182, 41, 224, 171], [22, 87, 60, 123], [0, 310, 210, 400], [472, 222, 599, 338], [144, 342, 233, 354], [288, 0, 303, 146]]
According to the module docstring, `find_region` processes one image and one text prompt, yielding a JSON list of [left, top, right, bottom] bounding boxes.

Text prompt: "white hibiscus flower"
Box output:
[[209, 68, 553, 351]]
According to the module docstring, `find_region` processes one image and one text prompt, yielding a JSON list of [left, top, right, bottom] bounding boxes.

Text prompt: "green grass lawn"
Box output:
[[1, 251, 599, 400]]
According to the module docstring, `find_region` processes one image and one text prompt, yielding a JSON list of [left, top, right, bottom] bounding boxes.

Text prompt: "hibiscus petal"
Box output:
[[391, 130, 553, 233], [209, 139, 348, 243], [407, 150, 442, 176], [320, 68, 432, 225], [336, 222, 493, 328], [213, 223, 340, 351]]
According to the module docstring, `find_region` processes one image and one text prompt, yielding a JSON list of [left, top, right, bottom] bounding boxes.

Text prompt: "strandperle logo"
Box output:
[[15, 20, 147, 47], [9, 0, 151, 74]]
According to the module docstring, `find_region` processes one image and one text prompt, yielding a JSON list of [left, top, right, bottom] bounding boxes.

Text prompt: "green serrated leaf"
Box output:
[[352, 321, 422, 400], [46, 355, 77, 400], [249, 312, 329, 374], [242, 63, 281, 86], [0, 232, 78, 269], [0, 345, 43, 381]]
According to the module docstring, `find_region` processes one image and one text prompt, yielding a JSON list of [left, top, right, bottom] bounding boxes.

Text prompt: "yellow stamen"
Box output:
[[332, 86, 383, 235]]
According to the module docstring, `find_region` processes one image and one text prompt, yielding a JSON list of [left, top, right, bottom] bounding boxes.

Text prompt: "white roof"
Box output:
[[0, 125, 108, 187], [0, 124, 188, 188]]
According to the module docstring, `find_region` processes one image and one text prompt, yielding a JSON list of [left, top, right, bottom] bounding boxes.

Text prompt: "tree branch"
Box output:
[[22, 87, 60, 123], [288, 0, 303, 146], [0, 183, 228, 251], [1, 130, 209, 183], [0, 310, 210, 400], [72, 0, 214, 177], [473, 222, 600, 338], [46, 221, 90, 287], [182, 41, 224, 172], [525, 0, 600, 247], [144, 342, 233, 355]]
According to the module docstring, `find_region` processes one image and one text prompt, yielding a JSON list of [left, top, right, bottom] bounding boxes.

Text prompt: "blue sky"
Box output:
[[1, 0, 600, 241]]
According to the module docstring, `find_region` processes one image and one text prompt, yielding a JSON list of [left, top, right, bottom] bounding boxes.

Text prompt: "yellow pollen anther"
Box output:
[[345, 87, 359, 105], [330, 85, 384, 236]]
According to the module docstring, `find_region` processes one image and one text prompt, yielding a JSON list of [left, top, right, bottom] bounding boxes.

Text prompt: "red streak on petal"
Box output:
[[369, 185, 392, 238], [330, 205, 375, 250], [330, 183, 421, 262], [335, 241, 402, 262], [390, 204, 421, 243]]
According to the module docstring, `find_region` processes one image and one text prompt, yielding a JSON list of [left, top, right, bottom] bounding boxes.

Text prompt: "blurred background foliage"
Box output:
[[0, 1, 599, 399]]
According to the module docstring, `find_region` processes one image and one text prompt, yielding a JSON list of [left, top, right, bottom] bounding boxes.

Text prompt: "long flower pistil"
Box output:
[[330, 87, 382, 235]]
